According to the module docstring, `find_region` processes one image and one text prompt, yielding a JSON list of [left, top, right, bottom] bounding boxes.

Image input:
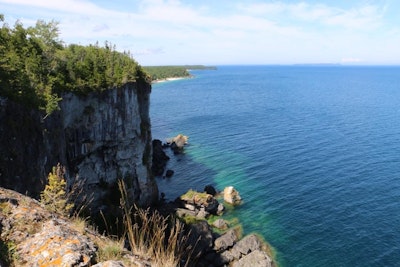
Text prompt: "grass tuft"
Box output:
[[119, 180, 196, 267]]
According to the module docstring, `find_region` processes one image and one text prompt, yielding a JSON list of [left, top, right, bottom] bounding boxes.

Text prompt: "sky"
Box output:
[[1, 0, 399, 66]]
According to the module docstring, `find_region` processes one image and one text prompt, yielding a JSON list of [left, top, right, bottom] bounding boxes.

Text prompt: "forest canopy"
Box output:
[[143, 65, 216, 81], [0, 15, 148, 117]]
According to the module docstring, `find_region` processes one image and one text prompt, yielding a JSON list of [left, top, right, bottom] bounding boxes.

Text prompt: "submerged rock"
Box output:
[[165, 169, 174, 177]]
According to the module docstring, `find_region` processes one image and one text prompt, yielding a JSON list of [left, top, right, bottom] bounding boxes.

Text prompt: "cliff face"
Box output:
[[0, 82, 157, 211]]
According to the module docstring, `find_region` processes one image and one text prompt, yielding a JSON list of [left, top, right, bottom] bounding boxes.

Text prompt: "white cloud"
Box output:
[[0, 0, 116, 16], [0, 0, 397, 65], [240, 2, 385, 30]]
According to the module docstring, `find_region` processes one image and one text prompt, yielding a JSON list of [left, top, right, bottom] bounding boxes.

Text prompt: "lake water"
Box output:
[[150, 65, 400, 266]]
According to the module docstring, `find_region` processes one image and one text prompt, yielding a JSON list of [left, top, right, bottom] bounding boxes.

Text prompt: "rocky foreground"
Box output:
[[172, 186, 274, 267], [0, 187, 148, 267], [0, 185, 274, 267]]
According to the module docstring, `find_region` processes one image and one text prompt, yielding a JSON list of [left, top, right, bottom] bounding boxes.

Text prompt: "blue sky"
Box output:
[[1, 0, 399, 65]]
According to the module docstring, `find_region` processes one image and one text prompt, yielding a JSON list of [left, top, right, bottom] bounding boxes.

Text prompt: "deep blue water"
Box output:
[[150, 66, 400, 267]]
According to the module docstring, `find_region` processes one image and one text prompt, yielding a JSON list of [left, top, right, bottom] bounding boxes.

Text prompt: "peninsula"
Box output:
[[143, 65, 217, 82]]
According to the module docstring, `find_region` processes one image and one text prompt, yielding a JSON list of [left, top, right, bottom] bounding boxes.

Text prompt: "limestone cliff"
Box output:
[[0, 81, 157, 212]]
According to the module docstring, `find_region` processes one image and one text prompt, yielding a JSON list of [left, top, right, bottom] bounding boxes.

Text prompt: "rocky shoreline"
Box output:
[[173, 187, 274, 267], [0, 134, 276, 267], [152, 136, 276, 267]]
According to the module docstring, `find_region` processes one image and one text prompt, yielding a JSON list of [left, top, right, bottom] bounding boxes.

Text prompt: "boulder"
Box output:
[[180, 190, 220, 215], [166, 134, 188, 148], [176, 208, 197, 218], [167, 134, 188, 154], [189, 221, 214, 258], [204, 185, 217, 196], [232, 250, 273, 267], [212, 219, 229, 230], [18, 219, 97, 267], [214, 229, 238, 252], [0, 187, 96, 267], [223, 186, 242, 205], [196, 209, 208, 220], [231, 234, 263, 256], [217, 203, 225, 215], [215, 249, 235, 265]]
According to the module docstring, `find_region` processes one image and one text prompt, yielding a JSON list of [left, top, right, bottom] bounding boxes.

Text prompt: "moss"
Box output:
[[179, 214, 202, 225], [180, 189, 212, 204]]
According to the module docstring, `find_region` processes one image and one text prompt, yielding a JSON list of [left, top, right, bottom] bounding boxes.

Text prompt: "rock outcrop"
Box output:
[[151, 139, 170, 176], [0, 187, 148, 267], [0, 82, 157, 214], [176, 189, 274, 267]]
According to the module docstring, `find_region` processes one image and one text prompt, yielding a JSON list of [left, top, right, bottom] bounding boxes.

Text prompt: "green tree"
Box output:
[[0, 15, 148, 115], [40, 164, 74, 216]]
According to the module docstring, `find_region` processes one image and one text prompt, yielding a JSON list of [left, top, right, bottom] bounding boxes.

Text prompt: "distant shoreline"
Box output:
[[152, 76, 192, 84]]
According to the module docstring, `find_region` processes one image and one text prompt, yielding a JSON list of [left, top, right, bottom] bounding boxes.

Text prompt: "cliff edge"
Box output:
[[0, 81, 158, 213]]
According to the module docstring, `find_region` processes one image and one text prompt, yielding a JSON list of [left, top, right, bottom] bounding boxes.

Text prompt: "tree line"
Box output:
[[143, 65, 216, 81], [0, 15, 148, 117], [143, 66, 191, 81]]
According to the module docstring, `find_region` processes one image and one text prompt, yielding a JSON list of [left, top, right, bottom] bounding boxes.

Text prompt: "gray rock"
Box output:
[[216, 250, 235, 265], [212, 219, 228, 230], [196, 209, 208, 219], [217, 203, 225, 215], [230, 246, 242, 260], [232, 250, 272, 267], [214, 229, 238, 252], [18, 219, 97, 267], [0, 188, 97, 267], [176, 208, 196, 218], [231, 234, 263, 256], [189, 221, 214, 258]]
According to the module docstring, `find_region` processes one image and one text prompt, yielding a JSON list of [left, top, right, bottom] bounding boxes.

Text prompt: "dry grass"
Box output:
[[118, 181, 196, 267]]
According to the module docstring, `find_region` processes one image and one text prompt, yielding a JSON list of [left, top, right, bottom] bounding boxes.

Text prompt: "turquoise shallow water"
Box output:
[[150, 66, 400, 267]]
